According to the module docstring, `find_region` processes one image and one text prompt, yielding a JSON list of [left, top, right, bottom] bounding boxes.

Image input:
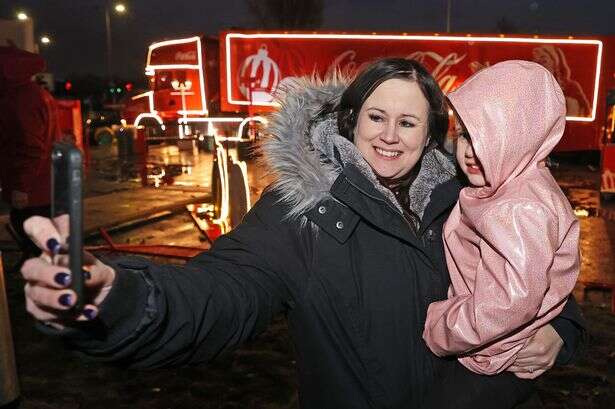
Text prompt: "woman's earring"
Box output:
[[425, 136, 431, 147]]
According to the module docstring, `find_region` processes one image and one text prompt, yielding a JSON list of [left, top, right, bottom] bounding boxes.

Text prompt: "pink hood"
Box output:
[[422, 60, 580, 374], [450, 60, 566, 198]]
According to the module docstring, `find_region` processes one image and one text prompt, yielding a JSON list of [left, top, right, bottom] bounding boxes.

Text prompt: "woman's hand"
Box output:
[[507, 324, 564, 379], [20, 215, 116, 329]]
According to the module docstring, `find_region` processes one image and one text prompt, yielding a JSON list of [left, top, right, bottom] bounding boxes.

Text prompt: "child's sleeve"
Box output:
[[423, 200, 563, 358]]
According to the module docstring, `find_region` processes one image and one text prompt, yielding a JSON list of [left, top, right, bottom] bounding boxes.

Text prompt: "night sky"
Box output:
[[2, 0, 614, 81]]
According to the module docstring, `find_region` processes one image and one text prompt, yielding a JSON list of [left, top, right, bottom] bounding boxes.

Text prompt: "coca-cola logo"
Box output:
[[327, 50, 468, 94], [238, 45, 280, 103], [175, 51, 197, 62], [406, 51, 467, 93]]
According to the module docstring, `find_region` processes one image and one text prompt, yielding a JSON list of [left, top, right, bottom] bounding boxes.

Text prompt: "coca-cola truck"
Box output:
[[126, 32, 615, 229]]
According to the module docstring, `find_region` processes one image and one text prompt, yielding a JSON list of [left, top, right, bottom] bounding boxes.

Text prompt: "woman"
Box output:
[[21, 58, 584, 408]]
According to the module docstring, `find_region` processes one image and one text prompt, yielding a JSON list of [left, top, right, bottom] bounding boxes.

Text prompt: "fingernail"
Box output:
[[54, 272, 71, 286], [47, 238, 61, 254], [58, 293, 73, 307], [82, 270, 92, 280], [83, 308, 97, 320]]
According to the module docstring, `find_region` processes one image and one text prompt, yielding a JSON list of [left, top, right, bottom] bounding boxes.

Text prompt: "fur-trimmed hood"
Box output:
[[260, 77, 456, 222]]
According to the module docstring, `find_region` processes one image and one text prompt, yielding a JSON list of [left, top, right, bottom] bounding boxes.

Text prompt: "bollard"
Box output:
[[134, 127, 149, 187], [0, 252, 19, 405], [116, 127, 134, 162]]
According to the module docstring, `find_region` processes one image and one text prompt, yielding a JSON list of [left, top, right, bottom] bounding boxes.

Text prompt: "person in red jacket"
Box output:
[[0, 46, 61, 254]]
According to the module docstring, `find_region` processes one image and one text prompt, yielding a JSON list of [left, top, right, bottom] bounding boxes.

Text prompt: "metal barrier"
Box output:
[[87, 228, 207, 260]]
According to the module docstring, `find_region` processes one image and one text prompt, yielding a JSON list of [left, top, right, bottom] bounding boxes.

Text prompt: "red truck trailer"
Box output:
[[126, 32, 615, 229]]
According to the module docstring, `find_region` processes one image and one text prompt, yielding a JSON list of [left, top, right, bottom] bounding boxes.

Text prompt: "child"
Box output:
[[422, 60, 580, 375]]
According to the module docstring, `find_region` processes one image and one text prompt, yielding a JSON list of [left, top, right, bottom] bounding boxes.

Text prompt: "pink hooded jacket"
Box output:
[[422, 60, 580, 374]]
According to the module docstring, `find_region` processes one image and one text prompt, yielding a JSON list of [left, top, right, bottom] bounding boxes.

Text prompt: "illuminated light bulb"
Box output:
[[40, 36, 51, 45], [16, 12, 28, 21], [114, 3, 126, 13]]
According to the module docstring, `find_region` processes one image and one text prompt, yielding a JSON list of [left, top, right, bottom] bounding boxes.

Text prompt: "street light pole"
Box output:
[[105, 5, 112, 79], [104, 3, 126, 80]]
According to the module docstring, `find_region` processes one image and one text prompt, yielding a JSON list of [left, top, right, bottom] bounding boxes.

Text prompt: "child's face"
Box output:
[[454, 117, 488, 187]]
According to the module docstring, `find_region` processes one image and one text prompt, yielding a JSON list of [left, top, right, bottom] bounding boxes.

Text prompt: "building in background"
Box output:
[[0, 18, 36, 53]]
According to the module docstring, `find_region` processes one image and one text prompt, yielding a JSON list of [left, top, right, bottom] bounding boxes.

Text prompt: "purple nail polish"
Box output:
[[46, 238, 61, 254], [83, 308, 97, 320], [58, 293, 72, 307], [54, 272, 71, 286], [82, 270, 92, 280]]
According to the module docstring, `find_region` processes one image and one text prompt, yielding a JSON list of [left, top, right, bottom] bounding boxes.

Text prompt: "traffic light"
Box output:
[[64, 81, 72, 91], [125, 82, 133, 92]]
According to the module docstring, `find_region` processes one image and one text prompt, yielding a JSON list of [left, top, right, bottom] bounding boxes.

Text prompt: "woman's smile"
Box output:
[[374, 146, 402, 159]]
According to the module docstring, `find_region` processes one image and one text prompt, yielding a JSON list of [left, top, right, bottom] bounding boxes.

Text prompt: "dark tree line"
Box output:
[[246, 0, 324, 29]]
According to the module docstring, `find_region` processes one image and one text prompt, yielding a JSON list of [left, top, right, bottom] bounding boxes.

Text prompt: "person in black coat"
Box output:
[[21, 58, 585, 409]]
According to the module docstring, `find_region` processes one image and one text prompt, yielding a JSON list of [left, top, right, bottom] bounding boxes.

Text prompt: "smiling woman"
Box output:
[[325, 58, 450, 229]]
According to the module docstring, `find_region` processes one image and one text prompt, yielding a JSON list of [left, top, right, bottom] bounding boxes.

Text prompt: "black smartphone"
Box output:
[[51, 142, 84, 312]]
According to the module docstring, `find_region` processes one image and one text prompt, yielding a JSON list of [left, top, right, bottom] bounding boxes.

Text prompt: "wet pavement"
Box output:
[[87, 141, 269, 201]]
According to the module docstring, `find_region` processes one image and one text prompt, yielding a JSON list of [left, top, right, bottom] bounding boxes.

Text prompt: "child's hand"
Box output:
[[508, 324, 564, 379]]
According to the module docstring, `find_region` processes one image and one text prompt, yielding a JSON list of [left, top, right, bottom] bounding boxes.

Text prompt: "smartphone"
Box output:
[[51, 142, 84, 312]]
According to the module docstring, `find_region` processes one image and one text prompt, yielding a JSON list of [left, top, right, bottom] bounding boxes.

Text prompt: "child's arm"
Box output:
[[423, 200, 578, 359]]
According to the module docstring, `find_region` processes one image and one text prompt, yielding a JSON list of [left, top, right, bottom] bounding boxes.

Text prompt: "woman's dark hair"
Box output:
[[333, 58, 449, 148]]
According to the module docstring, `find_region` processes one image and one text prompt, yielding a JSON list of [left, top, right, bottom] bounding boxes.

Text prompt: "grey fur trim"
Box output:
[[260, 77, 346, 221], [408, 148, 457, 218], [259, 76, 456, 221]]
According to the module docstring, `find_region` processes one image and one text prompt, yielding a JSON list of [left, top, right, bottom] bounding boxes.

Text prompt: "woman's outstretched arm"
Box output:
[[22, 192, 305, 368]]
